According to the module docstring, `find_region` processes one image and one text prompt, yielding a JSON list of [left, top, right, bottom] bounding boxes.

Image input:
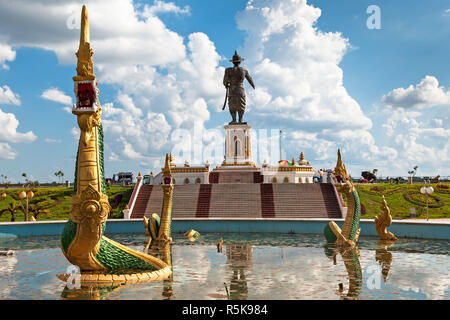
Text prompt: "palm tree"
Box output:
[[54, 170, 65, 184], [22, 173, 28, 184], [0, 200, 25, 222]]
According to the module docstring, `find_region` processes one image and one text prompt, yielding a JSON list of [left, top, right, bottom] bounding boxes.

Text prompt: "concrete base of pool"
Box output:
[[0, 218, 448, 240]]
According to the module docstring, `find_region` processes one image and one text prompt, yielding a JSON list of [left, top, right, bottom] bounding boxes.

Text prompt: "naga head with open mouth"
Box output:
[[73, 80, 100, 114], [72, 5, 100, 115]]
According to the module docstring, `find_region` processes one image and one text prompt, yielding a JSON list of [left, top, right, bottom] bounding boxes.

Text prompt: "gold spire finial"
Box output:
[[162, 153, 172, 177], [138, 172, 142, 177], [73, 5, 95, 81], [334, 149, 348, 178], [80, 5, 89, 45], [291, 157, 296, 165], [300, 152, 305, 161]]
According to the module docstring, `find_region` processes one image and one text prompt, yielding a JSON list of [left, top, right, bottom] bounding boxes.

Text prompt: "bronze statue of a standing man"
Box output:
[[223, 51, 255, 124]]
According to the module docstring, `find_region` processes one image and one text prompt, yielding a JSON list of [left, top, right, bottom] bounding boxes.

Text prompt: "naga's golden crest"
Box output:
[[73, 5, 95, 82]]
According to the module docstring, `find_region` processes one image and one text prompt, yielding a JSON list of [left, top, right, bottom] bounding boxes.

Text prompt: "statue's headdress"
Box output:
[[230, 50, 244, 63]]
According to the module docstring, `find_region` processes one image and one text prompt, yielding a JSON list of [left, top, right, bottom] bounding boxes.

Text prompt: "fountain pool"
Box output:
[[0, 232, 448, 300]]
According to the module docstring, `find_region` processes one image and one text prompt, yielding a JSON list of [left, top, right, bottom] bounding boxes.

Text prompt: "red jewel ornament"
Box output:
[[163, 177, 171, 184]]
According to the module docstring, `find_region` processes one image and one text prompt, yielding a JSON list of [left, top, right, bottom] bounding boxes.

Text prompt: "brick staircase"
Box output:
[[196, 184, 212, 218], [208, 184, 262, 218], [130, 185, 152, 218], [130, 183, 343, 220], [272, 183, 342, 218]]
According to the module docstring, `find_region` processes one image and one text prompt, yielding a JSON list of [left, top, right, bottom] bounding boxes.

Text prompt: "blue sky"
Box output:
[[0, 0, 449, 183]]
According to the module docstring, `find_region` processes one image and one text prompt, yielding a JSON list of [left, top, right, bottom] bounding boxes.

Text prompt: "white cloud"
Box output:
[[232, 0, 384, 170], [0, 0, 225, 165], [70, 127, 80, 140], [41, 88, 73, 106], [378, 108, 449, 175], [108, 151, 121, 161], [44, 138, 62, 143], [0, 108, 37, 143], [380, 76, 450, 109], [0, 85, 21, 105], [0, 43, 16, 69], [0, 0, 447, 176], [143, 0, 190, 16], [0, 142, 17, 159]]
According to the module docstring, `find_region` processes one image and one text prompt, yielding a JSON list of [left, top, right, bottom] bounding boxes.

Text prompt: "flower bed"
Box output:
[[435, 184, 450, 194], [403, 191, 444, 208]]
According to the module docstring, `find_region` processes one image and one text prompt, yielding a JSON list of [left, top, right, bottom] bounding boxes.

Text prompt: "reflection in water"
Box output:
[[324, 245, 362, 300], [61, 283, 121, 300], [2, 233, 448, 300], [217, 238, 223, 253], [376, 240, 395, 283], [225, 244, 252, 300], [60, 241, 173, 300], [149, 243, 173, 300]]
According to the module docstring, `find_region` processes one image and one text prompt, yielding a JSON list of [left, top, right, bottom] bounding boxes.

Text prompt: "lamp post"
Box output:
[[420, 180, 434, 221], [19, 188, 34, 222]]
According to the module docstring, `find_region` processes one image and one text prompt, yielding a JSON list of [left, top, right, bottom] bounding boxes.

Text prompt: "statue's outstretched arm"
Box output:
[[245, 71, 255, 89]]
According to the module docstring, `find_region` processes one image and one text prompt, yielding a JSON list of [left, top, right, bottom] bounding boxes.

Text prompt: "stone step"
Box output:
[[130, 183, 343, 220]]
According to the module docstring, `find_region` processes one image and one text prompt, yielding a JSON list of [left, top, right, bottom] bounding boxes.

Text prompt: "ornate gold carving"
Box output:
[[221, 162, 257, 167], [70, 184, 110, 232], [374, 196, 398, 241], [334, 149, 349, 180], [162, 154, 172, 177], [76, 109, 102, 146], [170, 167, 209, 173], [270, 166, 314, 172], [73, 6, 95, 82]]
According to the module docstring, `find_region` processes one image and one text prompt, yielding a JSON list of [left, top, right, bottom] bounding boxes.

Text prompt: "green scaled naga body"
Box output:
[[323, 149, 361, 248], [60, 5, 170, 278]]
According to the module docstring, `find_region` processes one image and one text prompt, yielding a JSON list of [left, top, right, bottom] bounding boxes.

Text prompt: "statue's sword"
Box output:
[[222, 87, 229, 110]]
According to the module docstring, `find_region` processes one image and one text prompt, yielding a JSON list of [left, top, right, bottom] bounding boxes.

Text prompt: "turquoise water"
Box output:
[[0, 232, 448, 300]]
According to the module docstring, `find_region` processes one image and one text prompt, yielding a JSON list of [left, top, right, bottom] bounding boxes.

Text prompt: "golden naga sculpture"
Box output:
[[143, 153, 174, 248], [324, 149, 361, 248], [58, 6, 171, 284], [374, 196, 398, 241]]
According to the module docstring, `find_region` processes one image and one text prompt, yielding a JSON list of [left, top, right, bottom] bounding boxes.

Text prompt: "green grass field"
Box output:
[[355, 183, 449, 220], [0, 185, 133, 222], [0, 183, 448, 222]]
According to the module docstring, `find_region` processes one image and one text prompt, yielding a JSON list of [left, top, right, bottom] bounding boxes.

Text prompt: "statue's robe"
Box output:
[[223, 66, 254, 113]]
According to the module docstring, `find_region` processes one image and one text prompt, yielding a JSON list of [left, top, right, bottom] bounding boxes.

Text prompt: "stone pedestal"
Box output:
[[222, 124, 255, 167]]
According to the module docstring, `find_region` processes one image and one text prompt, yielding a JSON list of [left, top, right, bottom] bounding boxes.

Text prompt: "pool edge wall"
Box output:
[[0, 219, 449, 240]]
